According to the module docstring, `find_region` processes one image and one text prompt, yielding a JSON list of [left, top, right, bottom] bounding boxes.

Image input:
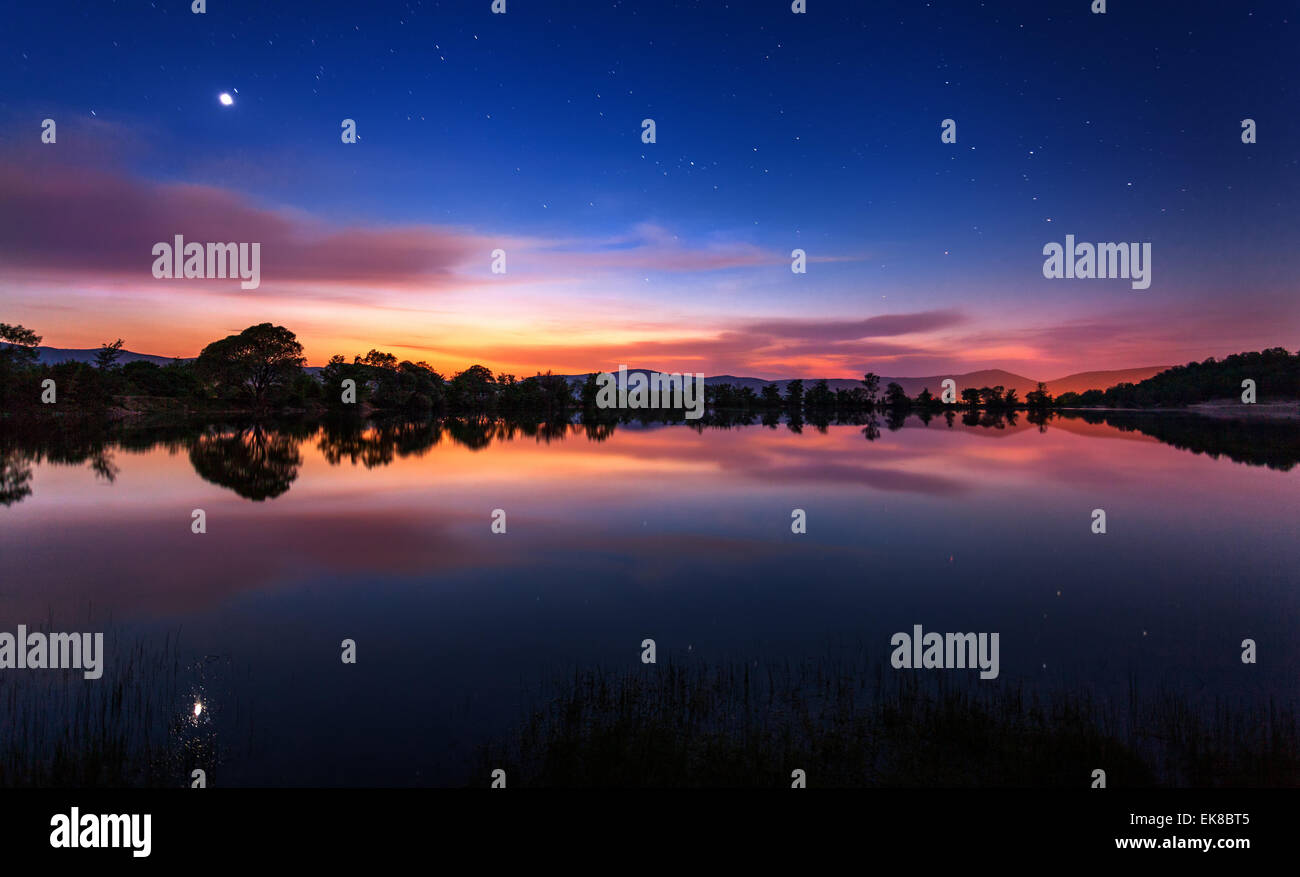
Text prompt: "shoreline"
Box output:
[[1057, 401, 1300, 421], [4, 398, 1298, 425]]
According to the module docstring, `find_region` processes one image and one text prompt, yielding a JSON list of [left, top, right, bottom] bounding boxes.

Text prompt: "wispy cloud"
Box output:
[[0, 152, 794, 292]]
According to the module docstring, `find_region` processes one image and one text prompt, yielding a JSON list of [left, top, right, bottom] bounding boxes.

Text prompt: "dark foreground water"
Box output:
[[2, 411, 1297, 785]]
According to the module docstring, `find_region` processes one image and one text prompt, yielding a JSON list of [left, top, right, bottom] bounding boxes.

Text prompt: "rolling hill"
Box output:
[[20, 345, 183, 368], [557, 367, 1170, 397], [19, 345, 1167, 396]]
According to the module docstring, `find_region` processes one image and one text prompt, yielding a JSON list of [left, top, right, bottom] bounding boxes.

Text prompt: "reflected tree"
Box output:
[[188, 426, 302, 500], [317, 417, 441, 467], [979, 410, 1007, 429], [583, 421, 617, 443], [445, 417, 496, 450], [89, 450, 120, 483], [0, 451, 34, 506], [861, 415, 881, 442]]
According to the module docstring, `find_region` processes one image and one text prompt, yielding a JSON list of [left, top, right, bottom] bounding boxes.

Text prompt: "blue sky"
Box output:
[[1, 0, 1296, 376]]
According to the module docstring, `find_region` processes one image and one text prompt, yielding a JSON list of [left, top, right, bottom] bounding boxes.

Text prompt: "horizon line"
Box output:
[[12, 339, 1190, 385]]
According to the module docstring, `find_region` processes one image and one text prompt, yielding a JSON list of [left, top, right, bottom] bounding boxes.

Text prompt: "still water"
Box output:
[[2, 412, 1297, 785]]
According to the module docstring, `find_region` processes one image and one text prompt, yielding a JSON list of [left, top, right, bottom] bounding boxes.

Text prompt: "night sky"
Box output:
[[1, 0, 1295, 378]]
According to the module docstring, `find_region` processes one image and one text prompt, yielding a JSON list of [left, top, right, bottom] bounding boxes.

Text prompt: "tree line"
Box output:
[[1053, 348, 1300, 408], [2, 321, 1296, 417], [0, 322, 573, 416]]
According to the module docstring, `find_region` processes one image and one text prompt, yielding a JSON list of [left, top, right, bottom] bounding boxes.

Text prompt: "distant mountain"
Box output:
[[22, 345, 185, 368], [557, 366, 1170, 396], [21, 345, 1166, 396], [18, 345, 331, 374], [1044, 367, 1170, 395]]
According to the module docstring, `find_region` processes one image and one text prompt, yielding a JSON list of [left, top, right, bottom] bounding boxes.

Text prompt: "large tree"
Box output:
[[450, 364, 497, 409], [196, 323, 306, 408]]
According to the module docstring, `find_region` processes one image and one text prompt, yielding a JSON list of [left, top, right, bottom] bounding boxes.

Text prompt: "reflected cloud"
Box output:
[[0, 409, 1294, 623]]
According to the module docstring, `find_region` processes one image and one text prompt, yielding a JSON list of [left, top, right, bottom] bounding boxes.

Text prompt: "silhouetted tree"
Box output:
[[0, 323, 42, 409], [1070, 348, 1300, 408], [321, 354, 367, 405], [861, 373, 880, 410], [784, 379, 804, 413], [0, 323, 41, 367], [805, 379, 833, 410], [355, 349, 399, 371], [883, 382, 910, 409], [1026, 382, 1053, 408], [976, 386, 1005, 407], [195, 323, 306, 409], [581, 373, 600, 409], [449, 365, 497, 410], [94, 339, 125, 370]]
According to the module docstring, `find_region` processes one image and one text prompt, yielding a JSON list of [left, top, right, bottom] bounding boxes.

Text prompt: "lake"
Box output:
[[2, 411, 1297, 785]]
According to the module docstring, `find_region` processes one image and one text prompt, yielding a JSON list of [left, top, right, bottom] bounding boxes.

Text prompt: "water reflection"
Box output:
[[1072, 411, 1300, 471], [318, 417, 443, 467], [2, 408, 1296, 786], [0, 410, 1297, 508], [1, 452, 33, 506], [190, 425, 304, 501]]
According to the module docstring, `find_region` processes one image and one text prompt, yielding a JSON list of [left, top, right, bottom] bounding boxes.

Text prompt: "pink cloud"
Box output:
[[0, 162, 486, 288], [0, 152, 794, 293], [743, 311, 968, 342]]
